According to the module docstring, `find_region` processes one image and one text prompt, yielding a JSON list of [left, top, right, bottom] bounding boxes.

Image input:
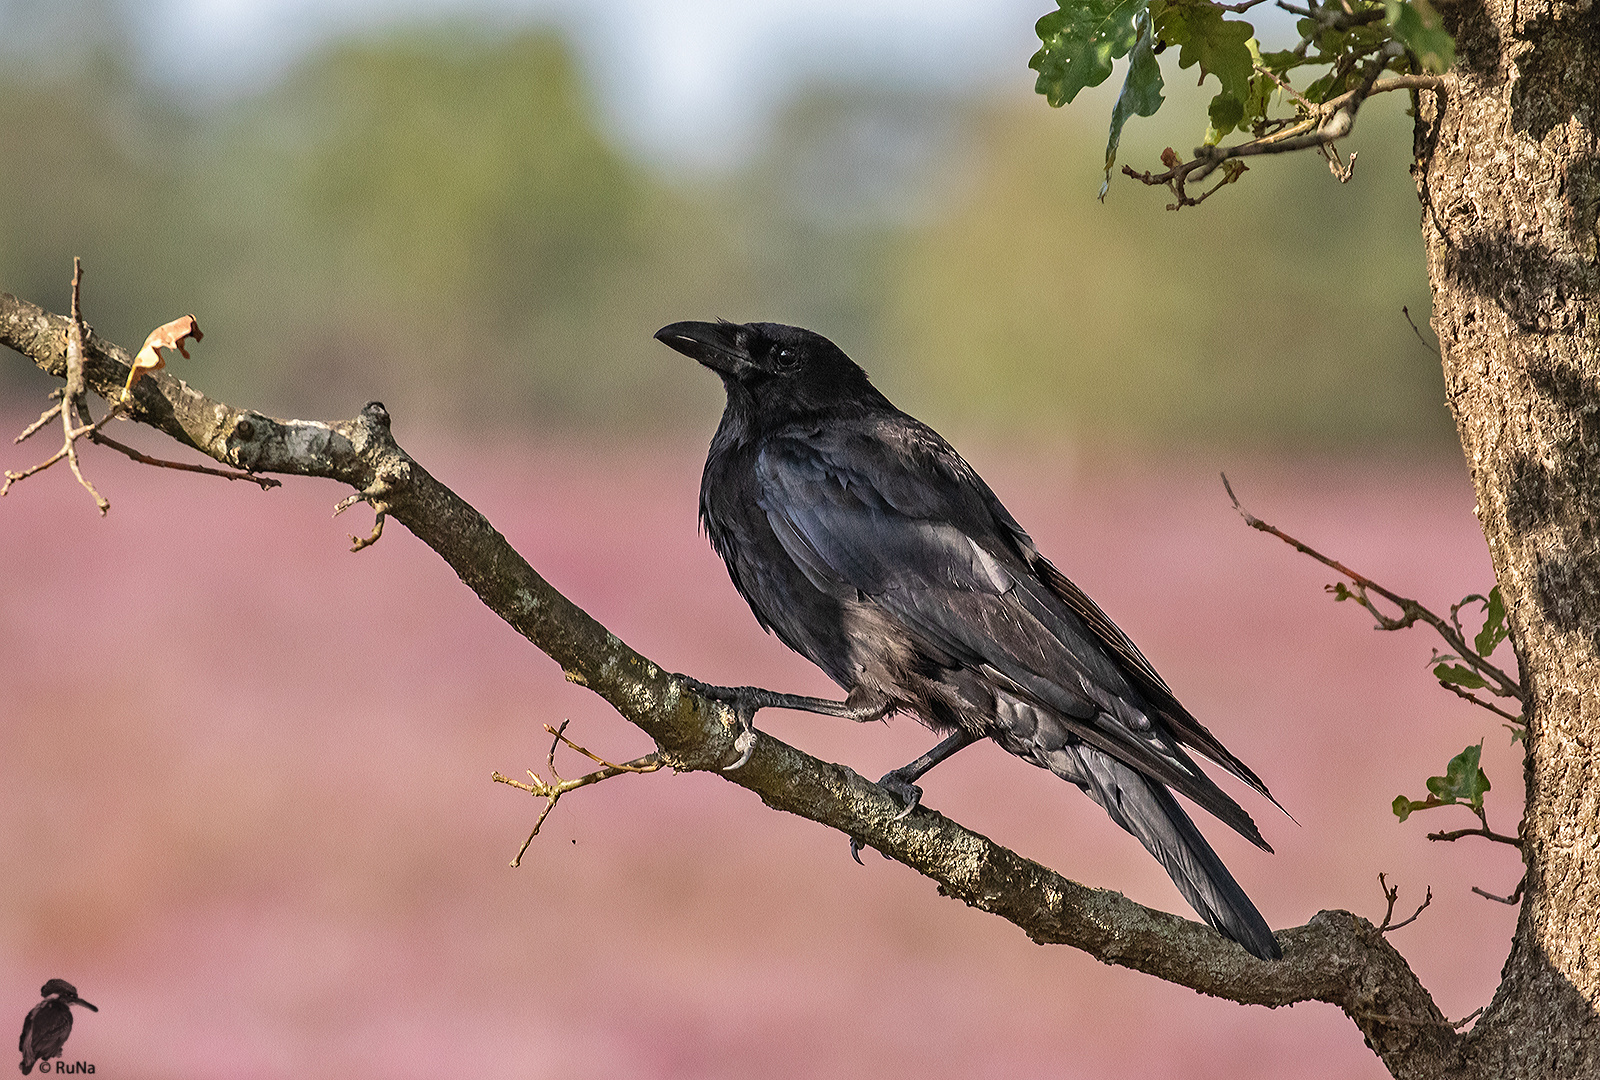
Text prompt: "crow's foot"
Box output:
[[847, 768, 925, 863], [878, 769, 924, 819], [680, 679, 766, 771], [681, 678, 893, 770]]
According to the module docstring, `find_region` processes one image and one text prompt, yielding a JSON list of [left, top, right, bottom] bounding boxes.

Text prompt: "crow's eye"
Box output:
[[774, 347, 798, 371]]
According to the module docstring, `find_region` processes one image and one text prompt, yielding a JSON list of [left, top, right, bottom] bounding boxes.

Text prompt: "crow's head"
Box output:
[[655, 320, 884, 419]]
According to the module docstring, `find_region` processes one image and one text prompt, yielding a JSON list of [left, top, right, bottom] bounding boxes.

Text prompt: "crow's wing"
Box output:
[[984, 490, 1280, 807], [755, 419, 1269, 847]]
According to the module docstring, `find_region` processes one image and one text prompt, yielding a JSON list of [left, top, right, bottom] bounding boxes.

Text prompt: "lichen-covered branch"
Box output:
[[1, 289, 1465, 1078]]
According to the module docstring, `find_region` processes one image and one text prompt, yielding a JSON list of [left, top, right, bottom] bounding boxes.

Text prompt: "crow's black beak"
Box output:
[[76, 999, 97, 1012], [654, 320, 752, 378]]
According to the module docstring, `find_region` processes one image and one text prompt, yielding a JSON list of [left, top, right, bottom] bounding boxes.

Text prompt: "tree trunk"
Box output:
[[1421, 0, 1600, 1071]]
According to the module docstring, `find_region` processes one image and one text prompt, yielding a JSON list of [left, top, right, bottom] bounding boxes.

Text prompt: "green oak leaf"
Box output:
[[1392, 794, 1441, 822], [1302, 69, 1341, 104], [1205, 91, 1244, 143], [1032, 0, 1150, 107], [1239, 42, 1276, 130], [1155, 1, 1255, 103], [1102, 10, 1166, 197], [1395, 744, 1491, 821], [1386, 0, 1455, 72], [1425, 743, 1491, 811], [1435, 662, 1489, 690], [1475, 585, 1509, 656], [1257, 48, 1305, 76]]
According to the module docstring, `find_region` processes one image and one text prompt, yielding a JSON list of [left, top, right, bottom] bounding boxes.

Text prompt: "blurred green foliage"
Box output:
[[880, 77, 1448, 448], [0, 20, 1450, 448]]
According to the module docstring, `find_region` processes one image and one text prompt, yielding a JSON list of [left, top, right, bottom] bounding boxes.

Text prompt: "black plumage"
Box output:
[[18, 979, 95, 1075], [657, 319, 1284, 961]]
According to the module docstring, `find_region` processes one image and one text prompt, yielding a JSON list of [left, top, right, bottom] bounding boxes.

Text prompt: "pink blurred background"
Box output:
[[1, 423, 1523, 1078]]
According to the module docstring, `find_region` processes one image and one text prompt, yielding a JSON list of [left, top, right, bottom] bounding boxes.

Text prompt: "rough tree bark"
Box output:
[[1417, 0, 1600, 1072]]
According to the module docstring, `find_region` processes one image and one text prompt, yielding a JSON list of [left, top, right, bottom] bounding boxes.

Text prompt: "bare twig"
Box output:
[[1436, 680, 1524, 724], [1123, 154, 1250, 210], [61, 260, 108, 513], [8, 260, 112, 513], [1254, 63, 1315, 111], [493, 720, 662, 866], [1427, 807, 1522, 848], [1473, 876, 1527, 905], [1401, 305, 1440, 357], [1323, 143, 1358, 182], [349, 513, 385, 552], [333, 490, 387, 551], [15, 396, 63, 444], [1377, 873, 1432, 932], [1222, 474, 1524, 702], [87, 432, 280, 489], [1429, 825, 1522, 846]]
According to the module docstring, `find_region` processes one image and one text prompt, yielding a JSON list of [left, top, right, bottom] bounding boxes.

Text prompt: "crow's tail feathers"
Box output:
[[1042, 743, 1282, 961]]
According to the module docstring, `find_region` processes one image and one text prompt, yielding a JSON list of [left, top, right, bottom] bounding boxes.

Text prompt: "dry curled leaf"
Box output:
[[124, 315, 203, 395]]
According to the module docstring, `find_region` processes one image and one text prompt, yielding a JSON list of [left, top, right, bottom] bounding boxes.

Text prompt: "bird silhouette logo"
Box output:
[[18, 979, 96, 1075]]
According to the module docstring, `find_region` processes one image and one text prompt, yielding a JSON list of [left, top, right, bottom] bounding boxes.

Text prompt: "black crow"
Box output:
[[657, 319, 1282, 961], [18, 979, 95, 1075]]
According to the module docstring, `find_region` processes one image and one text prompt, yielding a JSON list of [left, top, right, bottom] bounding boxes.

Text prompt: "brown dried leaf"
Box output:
[[124, 315, 203, 394]]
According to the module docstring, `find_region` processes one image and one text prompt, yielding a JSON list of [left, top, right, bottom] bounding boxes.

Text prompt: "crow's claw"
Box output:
[[723, 725, 757, 771], [846, 770, 924, 861], [878, 771, 924, 818], [678, 677, 764, 771]]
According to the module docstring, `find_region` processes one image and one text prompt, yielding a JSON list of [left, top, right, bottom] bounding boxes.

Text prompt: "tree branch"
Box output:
[[1, 288, 1464, 1076], [1123, 56, 1444, 209], [1222, 475, 1524, 703]]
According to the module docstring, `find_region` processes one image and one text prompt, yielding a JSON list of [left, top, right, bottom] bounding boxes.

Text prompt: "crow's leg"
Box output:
[[851, 728, 980, 863], [682, 679, 893, 771]]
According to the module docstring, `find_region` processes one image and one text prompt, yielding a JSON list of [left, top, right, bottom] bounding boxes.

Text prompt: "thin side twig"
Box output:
[[88, 432, 281, 489], [1427, 807, 1522, 848], [1436, 680, 1523, 724], [493, 720, 662, 866], [1401, 305, 1440, 357], [1253, 63, 1315, 111], [1222, 474, 1524, 702], [1428, 824, 1523, 847], [61, 260, 109, 513], [15, 394, 64, 444], [1377, 873, 1432, 932], [1472, 876, 1527, 905]]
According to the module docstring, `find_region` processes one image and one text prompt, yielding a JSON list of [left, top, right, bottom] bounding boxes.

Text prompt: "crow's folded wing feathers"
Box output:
[[754, 425, 1270, 846]]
